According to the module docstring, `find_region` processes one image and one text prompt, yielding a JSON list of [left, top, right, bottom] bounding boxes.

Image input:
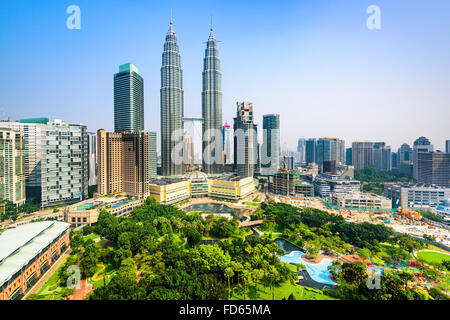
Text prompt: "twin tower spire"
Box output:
[[160, 16, 222, 176]]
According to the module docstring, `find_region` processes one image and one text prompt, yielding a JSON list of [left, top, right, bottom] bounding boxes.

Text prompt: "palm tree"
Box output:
[[224, 267, 235, 299]]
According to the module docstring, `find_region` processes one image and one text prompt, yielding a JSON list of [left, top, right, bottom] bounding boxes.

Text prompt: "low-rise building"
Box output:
[[64, 196, 144, 227], [149, 179, 191, 205], [208, 175, 255, 200], [331, 192, 392, 210], [0, 221, 70, 300], [384, 183, 450, 209], [313, 173, 360, 198]]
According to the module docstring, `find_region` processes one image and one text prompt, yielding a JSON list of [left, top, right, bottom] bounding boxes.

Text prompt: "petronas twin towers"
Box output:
[[160, 18, 222, 176]]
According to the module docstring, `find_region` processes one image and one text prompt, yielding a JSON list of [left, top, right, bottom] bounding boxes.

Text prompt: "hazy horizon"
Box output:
[[1, 0, 449, 152]]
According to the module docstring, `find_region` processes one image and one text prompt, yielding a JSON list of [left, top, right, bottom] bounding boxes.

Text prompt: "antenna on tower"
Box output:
[[170, 8, 173, 25], [210, 14, 213, 31]]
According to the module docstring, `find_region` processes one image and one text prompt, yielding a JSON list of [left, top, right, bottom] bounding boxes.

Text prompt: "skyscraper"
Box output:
[[114, 63, 144, 133], [417, 151, 450, 187], [148, 132, 157, 179], [222, 123, 233, 164], [315, 137, 345, 168], [352, 141, 374, 170], [234, 102, 255, 178], [346, 148, 353, 166], [97, 129, 150, 198], [413, 136, 434, 180], [0, 128, 26, 206], [87, 132, 97, 186], [0, 119, 88, 207], [305, 138, 317, 165], [446, 140, 450, 154], [373, 142, 392, 171], [297, 138, 306, 164], [161, 18, 184, 176], [183, 132, 194, 172], [398, 143, 413, 165], [261, 114, 280, 175], [202, 25, 223, 174]]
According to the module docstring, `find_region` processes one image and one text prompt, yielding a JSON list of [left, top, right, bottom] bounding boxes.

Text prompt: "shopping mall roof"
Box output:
[[0, 221, 70, 287]]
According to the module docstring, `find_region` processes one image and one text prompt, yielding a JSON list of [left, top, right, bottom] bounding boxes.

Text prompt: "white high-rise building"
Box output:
[[0, 118, 88, 207], [223, 123, 233, 164], [87, 132, 97, 186]]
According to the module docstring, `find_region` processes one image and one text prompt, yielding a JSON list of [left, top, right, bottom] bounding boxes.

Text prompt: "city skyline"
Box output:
[[1, 0, 450, 152]]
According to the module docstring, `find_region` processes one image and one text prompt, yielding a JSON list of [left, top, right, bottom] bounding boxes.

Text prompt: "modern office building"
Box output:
[[222, 123, 233, 165], [384, 183, 450, 209], [0, 128, 26, 206], [234, 102, 255, 178], [297, 138, 306, 164], [412, 136, 434, 180], [97, 129, 149, 198], [0, 118, 46, 202], [87, 132, 97, 186], [352, 141, 374, 170], [0, 221, 70, 300], [345, 148, 352, 166], [417, 151, 450, 187], [183, 132, 195, 172], [282, 156, 295, 171], [391, 152, 399, 170], [373, 143, 391, 171], [161, 19, 184, 176], [398, 143, 413, 165], [305, 138, 317, 165], [208, 175, 255, 200], [446, 140, 450, 154], [148, 132, 157, 179], [261, 114, 280, 175], [0, 119, 89, 207], [315, 137, 345, 168], [114, 63, 144, 133], [202, 25, 223, 174]]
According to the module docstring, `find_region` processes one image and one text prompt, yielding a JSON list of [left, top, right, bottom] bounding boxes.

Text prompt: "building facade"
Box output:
[[352, 141, 374, 170], [202, 26, 223, 174], [97, 129, 149, 198], [87, 132, 97, 186], [161, 20, 184, 176], [305, 138, 317, 165], [114, 63, 144, 133], [0, 221, 70, 300], [0, 128, 26, 206], [222, 123, 233, 165], [261, 114, 280, 176], [417, 151, 450, 187], [384, 183, 450, 209], [234, 102, 255, 178], [412, 136, 434, 180], [183, 132, 195, 172]]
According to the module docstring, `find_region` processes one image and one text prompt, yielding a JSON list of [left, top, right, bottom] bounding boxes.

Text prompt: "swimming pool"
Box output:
[[77, 203, 94, 211], [111, 201, 130, 209], [278, 250, 337, 286]]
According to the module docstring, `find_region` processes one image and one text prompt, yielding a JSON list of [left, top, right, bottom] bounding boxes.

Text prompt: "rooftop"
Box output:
[[0, 221, 70, 287]]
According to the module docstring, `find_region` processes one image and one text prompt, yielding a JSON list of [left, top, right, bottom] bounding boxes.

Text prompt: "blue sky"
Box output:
[[0, 0, 449, 151]]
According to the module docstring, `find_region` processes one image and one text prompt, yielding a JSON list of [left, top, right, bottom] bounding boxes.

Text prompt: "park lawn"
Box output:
[[231, 281, 337, 300], [83, 233, 101, 242], [36, 264, 66, 300], [417, 250, 450, 264]]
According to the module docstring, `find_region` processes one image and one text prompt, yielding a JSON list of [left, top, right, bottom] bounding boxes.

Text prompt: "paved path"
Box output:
[[22, 248, 72, 300]]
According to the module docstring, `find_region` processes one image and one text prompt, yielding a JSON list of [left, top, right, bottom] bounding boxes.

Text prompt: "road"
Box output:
[[1, 207, 66, 229]]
